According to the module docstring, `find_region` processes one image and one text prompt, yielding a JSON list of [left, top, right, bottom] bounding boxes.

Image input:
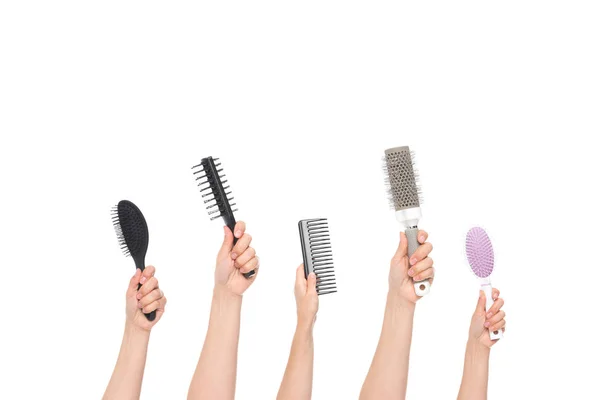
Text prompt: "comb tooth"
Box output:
[[208, 209, 222, 215], [210, 214, 223, 221], [199, 185, 212, 192], [206, 203, 220, 209], [202, 192, 214, 198], [191, 163, 204, 170]]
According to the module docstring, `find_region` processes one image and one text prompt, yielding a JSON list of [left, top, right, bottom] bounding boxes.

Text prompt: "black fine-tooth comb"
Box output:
[[298, 218, 337, 295], [192, 156, 256, 279], [111, 200, 156, 321]]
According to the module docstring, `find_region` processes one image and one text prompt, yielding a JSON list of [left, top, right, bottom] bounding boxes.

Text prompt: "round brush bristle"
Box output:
[[465, 227, 495, 278]]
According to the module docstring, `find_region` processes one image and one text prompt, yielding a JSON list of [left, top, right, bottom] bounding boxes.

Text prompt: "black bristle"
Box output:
[[192, 157, 255, 279]]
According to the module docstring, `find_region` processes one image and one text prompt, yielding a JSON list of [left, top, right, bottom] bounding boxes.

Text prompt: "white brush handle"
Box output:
[[482, 284, 503, 340], [406, 227, 430, 296]]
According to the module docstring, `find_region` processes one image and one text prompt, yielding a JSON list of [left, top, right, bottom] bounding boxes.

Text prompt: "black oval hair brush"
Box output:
[[111, 200, 156, 321], [192, 156, 256, 279]]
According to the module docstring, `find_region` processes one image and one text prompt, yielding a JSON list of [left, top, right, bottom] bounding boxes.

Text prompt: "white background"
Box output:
[[1, 1, 599, 399]]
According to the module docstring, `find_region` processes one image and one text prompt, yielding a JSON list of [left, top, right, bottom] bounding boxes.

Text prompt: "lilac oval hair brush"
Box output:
[[465, 227, 503, 340]]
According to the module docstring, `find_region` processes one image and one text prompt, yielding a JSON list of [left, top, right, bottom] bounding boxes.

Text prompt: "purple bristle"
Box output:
[[465, 227, 495, 278]]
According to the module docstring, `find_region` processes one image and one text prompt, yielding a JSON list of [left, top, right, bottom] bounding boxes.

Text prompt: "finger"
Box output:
[[485, 310, 505, 327], [234, 246, 256, 267], [476, 290, 486, 313], [154, 297, 167, 320], [218, 226, 235, 258], [239, 257, 258, 274], [486, 297, 504, 318], [418, 230, 429, 244], [139, 288, 164, 308], [409, 242, 433, 266], [307, 272, 317, 295], [233, 221, 246, 239], [231, 233, 252, 260], [128, 268, 142, 293], [296, 264, 307, 288], [408, 257, 433, 278], [137, 276, 158, 297], [489, 318, 506, 333], [413, 264, 434, 282], [393, 232, 409, 260], [139, 265, 155, 286], [142, 299, 162, 314], [492, 288, 500, 300]]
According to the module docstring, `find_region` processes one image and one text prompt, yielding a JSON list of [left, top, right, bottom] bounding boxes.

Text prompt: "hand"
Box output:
[[215, 221, 259, 296], [389, 230, 434, 303], [294, 265, 319, 329], [470, 288, 506, 348], [125, 266, 167, 331]]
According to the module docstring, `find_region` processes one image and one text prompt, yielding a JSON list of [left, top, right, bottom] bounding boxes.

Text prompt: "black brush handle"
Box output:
[[135, 260, 157, 321]]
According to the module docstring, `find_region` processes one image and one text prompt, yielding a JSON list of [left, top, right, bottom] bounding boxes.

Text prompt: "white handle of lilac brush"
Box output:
[[406, 227, 430, 296], [482, 284, 503, 340]]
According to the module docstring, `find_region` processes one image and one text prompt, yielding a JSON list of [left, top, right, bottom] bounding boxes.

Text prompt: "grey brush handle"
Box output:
[[406, 227, 431, 296]]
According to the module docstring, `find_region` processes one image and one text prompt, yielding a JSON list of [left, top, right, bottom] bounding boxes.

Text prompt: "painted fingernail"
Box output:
[[484, 321, 490, 327], [140, 277, 147, 284], [231, 252, 238, 260], [487, 312, 493, 318], [235, 230, 242, 238], [419, 236, 425, 243], [408, 269, 414, 276], [410, 258, 417, 265]]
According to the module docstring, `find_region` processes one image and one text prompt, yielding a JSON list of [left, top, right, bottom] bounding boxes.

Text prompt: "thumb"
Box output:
[[218, 226, 235, 258], [307, 272, 317, 295], [475, 290, 486, 314], [394, 232, 408, 259], [127, 268, 142, 295]]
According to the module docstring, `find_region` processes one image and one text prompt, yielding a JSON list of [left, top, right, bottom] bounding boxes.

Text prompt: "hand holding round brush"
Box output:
[[215, 220, 259, 296], [389, 229, 435, 303]]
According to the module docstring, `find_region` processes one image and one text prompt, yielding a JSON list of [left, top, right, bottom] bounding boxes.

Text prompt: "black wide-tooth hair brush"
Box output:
[[298, 218, 337, 295], [111, 200, 156, 321], [191, 156, 256, 279]]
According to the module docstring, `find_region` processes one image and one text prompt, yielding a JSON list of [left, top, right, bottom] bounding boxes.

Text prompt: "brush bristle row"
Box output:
[[465, 227, 495, 278], [299, 218, 337, 296], [111, 206, 131, 257], [383, 146, 422, 211], [192, 157, 237, 220]]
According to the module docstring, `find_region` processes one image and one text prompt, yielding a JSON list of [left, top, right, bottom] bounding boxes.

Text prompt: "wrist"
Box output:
[[467, 338, 491, 357], [296, 318, 315, 334], [214, 284, 243, 302], [387, 291, 416, 313], [124, 321, 151, 339]]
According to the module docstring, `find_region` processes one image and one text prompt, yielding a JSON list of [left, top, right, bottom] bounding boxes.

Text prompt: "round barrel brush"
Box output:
[[111, 200, 156, 321], [383, 146, 430, 296], [465, 227, 502, 340]]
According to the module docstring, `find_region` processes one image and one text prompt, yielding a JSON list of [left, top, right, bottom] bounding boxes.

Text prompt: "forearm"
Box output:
[[103, 324, 150, 400], [188, 286, 243, 400], [457, 340, 490, 400], [277, 323, 314, 400], [360, 293, 415, 400]]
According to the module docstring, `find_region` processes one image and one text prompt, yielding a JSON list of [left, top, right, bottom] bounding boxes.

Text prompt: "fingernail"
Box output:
[[408, 269, 414, 276], [231, 252, 238, 259], [419, 236, 425, 243], [138, 302, 142, 308], [410, 258, 417, 265], [487, 312, 493, 318], [140, 277, 147, 284], [136, 293, 142, 300], [235, 230, 242, 238], [484, 321, 490, 327]]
